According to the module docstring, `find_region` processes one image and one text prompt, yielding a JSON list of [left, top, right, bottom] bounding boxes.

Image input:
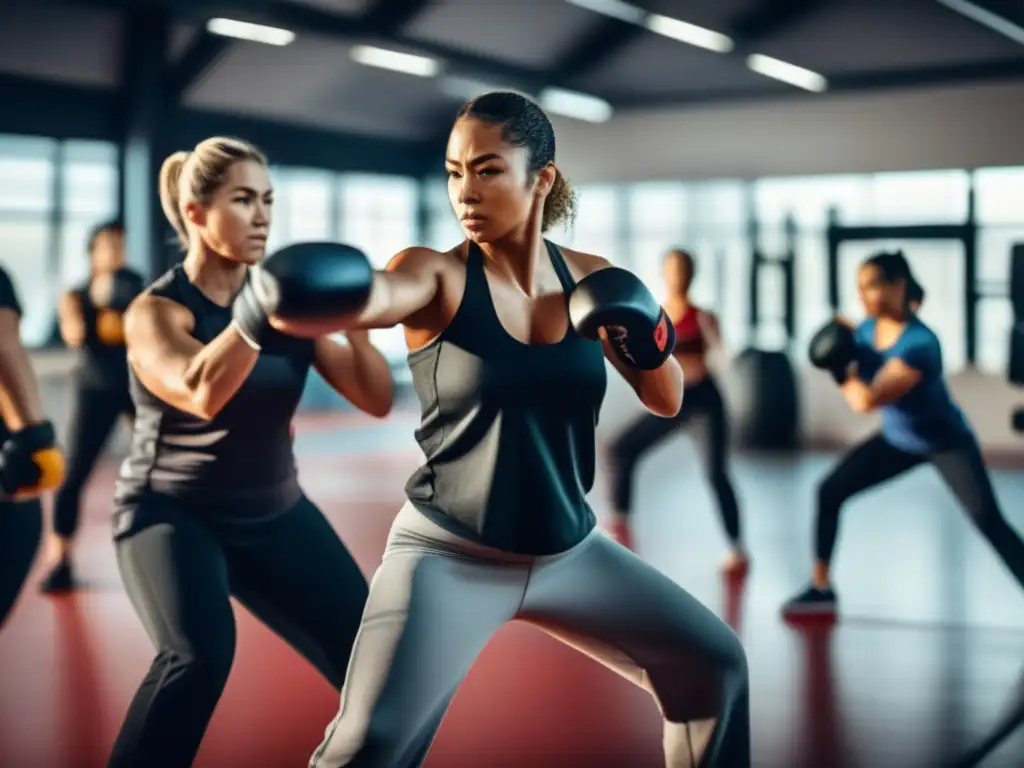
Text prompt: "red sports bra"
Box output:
[[673, 307, 706, 355]]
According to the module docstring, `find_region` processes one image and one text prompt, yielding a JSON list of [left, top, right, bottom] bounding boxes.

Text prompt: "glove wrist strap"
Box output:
[[12, 420, 55, 450], [231, 319, 263, 351]]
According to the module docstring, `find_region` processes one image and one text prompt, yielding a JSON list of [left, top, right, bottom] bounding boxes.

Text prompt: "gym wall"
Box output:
[[552, 80, 1024, 182], [552, 79, 1024, 459]]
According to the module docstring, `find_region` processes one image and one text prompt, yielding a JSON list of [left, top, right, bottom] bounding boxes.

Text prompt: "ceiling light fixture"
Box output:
[[206, 18, 295, 46], [746, 53, 828, 92], [539, 87, 614, 123], [350, 44, 440, 78], [645, 14, 734, 53]]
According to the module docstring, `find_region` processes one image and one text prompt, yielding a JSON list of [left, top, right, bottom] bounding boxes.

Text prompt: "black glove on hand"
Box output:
[[809, 321, 857, 385], [0, 421, 63, 499], [568, 267, 675, 371]]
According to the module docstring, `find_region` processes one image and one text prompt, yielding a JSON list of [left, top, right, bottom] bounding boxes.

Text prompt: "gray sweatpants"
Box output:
[[309, 504, 750, 767]]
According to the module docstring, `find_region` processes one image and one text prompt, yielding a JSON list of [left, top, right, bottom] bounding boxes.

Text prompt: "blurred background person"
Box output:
[[41, 220, 141, 593]]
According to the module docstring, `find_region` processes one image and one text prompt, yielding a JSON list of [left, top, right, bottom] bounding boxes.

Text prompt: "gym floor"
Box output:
[[1, 412, 1023, 768]]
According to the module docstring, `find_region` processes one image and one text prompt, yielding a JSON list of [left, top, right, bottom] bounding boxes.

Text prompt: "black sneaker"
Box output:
[[40, 560, 76, 594], [781, 585, 838, 619]]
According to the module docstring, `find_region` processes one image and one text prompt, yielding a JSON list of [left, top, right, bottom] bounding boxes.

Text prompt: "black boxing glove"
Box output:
[[233, 242, 375, 347], [0, 420, 65, 500], [808, 320, 857, 385], [569, 267, 675, 371]]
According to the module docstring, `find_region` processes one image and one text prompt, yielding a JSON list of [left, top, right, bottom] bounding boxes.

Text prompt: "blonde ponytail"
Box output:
[[158, 151, 191, 249]]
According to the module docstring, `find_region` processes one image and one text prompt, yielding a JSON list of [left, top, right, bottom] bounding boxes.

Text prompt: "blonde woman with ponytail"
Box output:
[[106, 137, 394, 767]]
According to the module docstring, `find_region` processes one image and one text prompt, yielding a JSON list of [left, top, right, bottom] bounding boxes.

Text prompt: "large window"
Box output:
[[753, 174, 870, 352], [0, 136, 121, 348], [684, 181, 748, 350], [268, 167, 337, 251], [4, 128, 1017, 375], [857, 170, 971, 225], [0, 135, 59, 347], [61, 141, 119, 290], [339, 174, 419, 363], [973, 167, 1024, 374], [625, 182, 687, 295], [561, 184, 623, 265], [425, 177, 463, 252]]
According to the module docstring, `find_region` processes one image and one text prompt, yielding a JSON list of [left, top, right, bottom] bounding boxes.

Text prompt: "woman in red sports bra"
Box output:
[[606, 248, 748, 576]]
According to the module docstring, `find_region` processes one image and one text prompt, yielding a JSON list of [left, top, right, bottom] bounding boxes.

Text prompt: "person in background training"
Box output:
[[783, 250, 1024, 618], [605, 247, 747, 574], [40, 220, 142, 593], [235, 91, 750, 767], [0, 265, 66, 629], [106, 137, 393, 768]]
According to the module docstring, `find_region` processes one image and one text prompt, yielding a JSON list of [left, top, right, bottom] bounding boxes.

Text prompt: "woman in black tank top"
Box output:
[[303, 93, 750, 767], [106, 137, 394, 768], [0, 265, 66, 631], [41, 220, 141, 593]]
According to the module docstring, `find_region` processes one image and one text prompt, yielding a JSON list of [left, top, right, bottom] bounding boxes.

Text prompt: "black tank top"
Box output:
[[405, 241, 608, 556], [71, 269, 144, 390], [114, 264, 315, 517]]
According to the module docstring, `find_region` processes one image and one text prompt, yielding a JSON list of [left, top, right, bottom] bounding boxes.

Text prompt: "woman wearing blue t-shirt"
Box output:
[[784, 250, 1024, 617]]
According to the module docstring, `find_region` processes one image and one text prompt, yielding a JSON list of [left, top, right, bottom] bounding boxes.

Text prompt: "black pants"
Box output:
[[0, 499, 42, 630], [816, 433, 1024, 590], [108, 494, 369, 768], [607, 377, 742, 543], [310, 504, 750, 767], [53, 384, 134, 538]]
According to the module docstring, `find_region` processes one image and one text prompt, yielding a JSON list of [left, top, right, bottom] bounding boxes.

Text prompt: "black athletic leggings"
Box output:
[[0, 499, 42, 630], [816, 433, 1024, 591], [53, 384, 133, 538], [107, 493, 369, 768], [607, 377, 742, 543]]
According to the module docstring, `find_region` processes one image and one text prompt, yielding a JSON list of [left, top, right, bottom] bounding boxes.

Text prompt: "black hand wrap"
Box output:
[[0, 420, 57, 497], [808, 321, 857, 385], [568, 267, 675, 371]]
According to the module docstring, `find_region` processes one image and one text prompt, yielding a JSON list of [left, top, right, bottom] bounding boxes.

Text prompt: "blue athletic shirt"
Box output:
[[853, 317, 972, 454]]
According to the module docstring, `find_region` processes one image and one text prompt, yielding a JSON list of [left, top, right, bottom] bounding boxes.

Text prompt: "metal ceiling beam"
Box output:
[[361, 0, 431, 36], [550, 16, 643, 84], [608, 55, 1024, 109], [46, 0, 606, 99], [551, 0, 830, 87], [167, 31, 233, 101], [729, 0, 830, 45], [256, 0, 562, 93]]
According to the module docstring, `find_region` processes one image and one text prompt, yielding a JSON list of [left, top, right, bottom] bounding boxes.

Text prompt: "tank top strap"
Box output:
[[544, 240, 577, 296], [464, 241, 488, 293]]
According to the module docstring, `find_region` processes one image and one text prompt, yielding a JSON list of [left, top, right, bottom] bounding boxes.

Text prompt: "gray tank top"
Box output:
[[404, 241, 608, 556]]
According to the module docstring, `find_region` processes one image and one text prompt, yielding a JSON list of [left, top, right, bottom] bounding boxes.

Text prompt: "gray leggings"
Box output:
[[309, 504, 750, 767]]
